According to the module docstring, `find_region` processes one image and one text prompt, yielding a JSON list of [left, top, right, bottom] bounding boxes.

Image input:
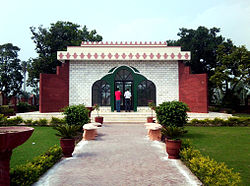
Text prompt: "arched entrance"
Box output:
[[92, 66, 156, 111]]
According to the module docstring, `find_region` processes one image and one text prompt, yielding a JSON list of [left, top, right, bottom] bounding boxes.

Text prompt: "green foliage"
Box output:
[[63, 104, 89, 126], [28, 21, 102, 88], [24, 119, 33, 125], [0, 105, 15, 115], [17, 102, 33, 113], [0, 43, 23, 99], [188, 117, 250, 126], [50, 117, 66, 126], [53, 124, 81, 139], [4, 116, 23, 125], [161, 126, 187, 140], [180, 146, 241, 185], [0, 113, 7, 125], [10, 145, 62, 186], [155, 101, 189, 127], [210, 45, 250, 109]]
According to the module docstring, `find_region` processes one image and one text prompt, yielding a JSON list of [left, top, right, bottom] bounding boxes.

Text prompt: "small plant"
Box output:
[[53, 124, 81, 139], [93, 104, 100, 116], [155, 101, 190, 128], [148, 101, 156, 117], [0, 114, 7, 125], [161, 126, 187, 140], [37, 119, 48, 126], [63, 104, 89, 127], [24, 119, 33, 125], [50, 117, 66, 126], [5, 116, 23, 125]]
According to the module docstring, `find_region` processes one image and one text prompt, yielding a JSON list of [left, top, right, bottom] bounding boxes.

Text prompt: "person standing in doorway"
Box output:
[[115, 88, 122, 112], [124, 89, 131, 112]]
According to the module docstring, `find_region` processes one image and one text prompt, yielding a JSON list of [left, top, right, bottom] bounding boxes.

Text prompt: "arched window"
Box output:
[[92, 80, 110, 106], [137, 80, 156, 106], [115, 69, 133, 81]]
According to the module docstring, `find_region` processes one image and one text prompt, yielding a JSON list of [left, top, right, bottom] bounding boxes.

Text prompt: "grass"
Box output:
[[183, 126, 250, 186], [10, 126, 59, 168]]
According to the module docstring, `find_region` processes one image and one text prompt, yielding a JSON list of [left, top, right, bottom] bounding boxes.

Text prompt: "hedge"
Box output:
[[180, 141, 241, 185], [188, 117, 250, 127], [10, 145, 62, 186]]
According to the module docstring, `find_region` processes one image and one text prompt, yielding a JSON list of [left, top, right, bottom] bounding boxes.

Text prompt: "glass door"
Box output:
[[115, 81, 133, 110]]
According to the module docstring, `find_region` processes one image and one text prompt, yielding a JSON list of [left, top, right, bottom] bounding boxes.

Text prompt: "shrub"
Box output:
[[37, 119, 48, 126], [0, 114, 7, 125], [10, 145, 62, 186], [180, 146, 241, 185], [155, 101, 189, 127], [50, 117, 66, 126], [24, 119, 33, 125], [0, 105, 15, 116], [63, 104, 89, 127], [188, 117, 250, 127], [5, 116, 23, 125], [17, 102, 32, 113], [32, 119, 48, 126]]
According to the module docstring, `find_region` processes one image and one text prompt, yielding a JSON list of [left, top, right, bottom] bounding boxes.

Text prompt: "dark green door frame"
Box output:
[[101, 65, 147, 112]]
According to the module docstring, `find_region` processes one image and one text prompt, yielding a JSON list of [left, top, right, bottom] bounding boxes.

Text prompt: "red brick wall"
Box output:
[[39, 61, 69, 112], [179, 62, 208, 113]]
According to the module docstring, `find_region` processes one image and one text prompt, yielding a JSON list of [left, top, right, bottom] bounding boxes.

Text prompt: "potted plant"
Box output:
[[147, 101, 156, 123], [155, 101, 189, 159], [53, 124, 81, 157], [161, 126, 187, 159], [93, 104, 103, 124]]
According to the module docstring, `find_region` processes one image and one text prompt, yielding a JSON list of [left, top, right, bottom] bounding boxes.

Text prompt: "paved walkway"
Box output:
[[34, 124, 201, 186]]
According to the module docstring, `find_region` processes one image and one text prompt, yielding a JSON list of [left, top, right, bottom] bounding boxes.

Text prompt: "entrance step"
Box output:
[[12, 111, 232, 123]]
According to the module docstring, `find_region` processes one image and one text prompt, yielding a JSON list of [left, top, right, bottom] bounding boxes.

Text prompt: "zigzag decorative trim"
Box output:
[[57, 52, 190, 60], [80, 41, 167, 46]]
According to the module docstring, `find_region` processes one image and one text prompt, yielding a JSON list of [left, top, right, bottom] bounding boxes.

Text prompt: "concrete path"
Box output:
[[34, 124, 201, 186]]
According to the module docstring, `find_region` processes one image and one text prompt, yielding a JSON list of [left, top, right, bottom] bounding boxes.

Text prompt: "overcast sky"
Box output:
[[0, 0, 249, 61]]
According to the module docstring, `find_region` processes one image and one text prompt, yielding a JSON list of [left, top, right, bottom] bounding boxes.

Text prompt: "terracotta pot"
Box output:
[[60, 138, 75, 157], [165, 139, 182, 159], [95, 116, 103, 124], [147, 116, 154, 123]]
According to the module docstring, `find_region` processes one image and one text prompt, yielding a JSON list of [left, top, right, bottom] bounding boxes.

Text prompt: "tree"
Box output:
[[27, 21, 103, 88], [167, 26, 234, 104], [0, 43, 23, 101], [210, 45, 250, 109], [167, 26, 232, 74]]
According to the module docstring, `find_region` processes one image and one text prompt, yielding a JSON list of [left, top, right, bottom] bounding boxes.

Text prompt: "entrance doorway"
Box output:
[[115, 81, 133, 110]]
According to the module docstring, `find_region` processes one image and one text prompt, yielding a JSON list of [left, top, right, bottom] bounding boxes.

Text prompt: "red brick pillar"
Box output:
[[0, 150, 12, 186]]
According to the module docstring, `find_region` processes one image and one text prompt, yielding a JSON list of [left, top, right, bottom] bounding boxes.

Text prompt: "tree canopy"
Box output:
[[167, 26, 234, 75], [0, 43, 23, 99], [27, 21, 103, 89], [210, 45, 250, 108]]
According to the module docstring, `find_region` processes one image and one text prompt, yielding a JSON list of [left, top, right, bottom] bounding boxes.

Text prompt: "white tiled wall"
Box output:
[[69, 60, 179, 107]]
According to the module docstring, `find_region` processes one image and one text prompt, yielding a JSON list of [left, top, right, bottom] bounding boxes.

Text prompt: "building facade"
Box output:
[[39, 42, 208, 113]]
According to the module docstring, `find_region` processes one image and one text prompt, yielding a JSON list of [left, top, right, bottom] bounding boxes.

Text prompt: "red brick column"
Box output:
[[0, 150, 12, 186], [39, 61, 69, 112], [179, 62, 208, 113]]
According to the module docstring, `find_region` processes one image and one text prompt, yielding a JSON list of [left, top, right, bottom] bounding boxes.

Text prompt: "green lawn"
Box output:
[[183, 127, 250, 186], [10, 126, 59, 168]]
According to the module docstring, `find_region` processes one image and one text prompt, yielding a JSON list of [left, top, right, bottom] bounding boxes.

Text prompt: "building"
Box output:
[[39, 41, 208, 113]]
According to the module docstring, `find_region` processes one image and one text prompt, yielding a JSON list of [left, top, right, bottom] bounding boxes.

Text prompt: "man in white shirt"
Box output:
[[124, 89, 132, 112]]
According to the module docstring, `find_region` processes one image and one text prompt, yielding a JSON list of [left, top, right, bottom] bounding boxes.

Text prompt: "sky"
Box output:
[[0, 0, 250, 62]]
